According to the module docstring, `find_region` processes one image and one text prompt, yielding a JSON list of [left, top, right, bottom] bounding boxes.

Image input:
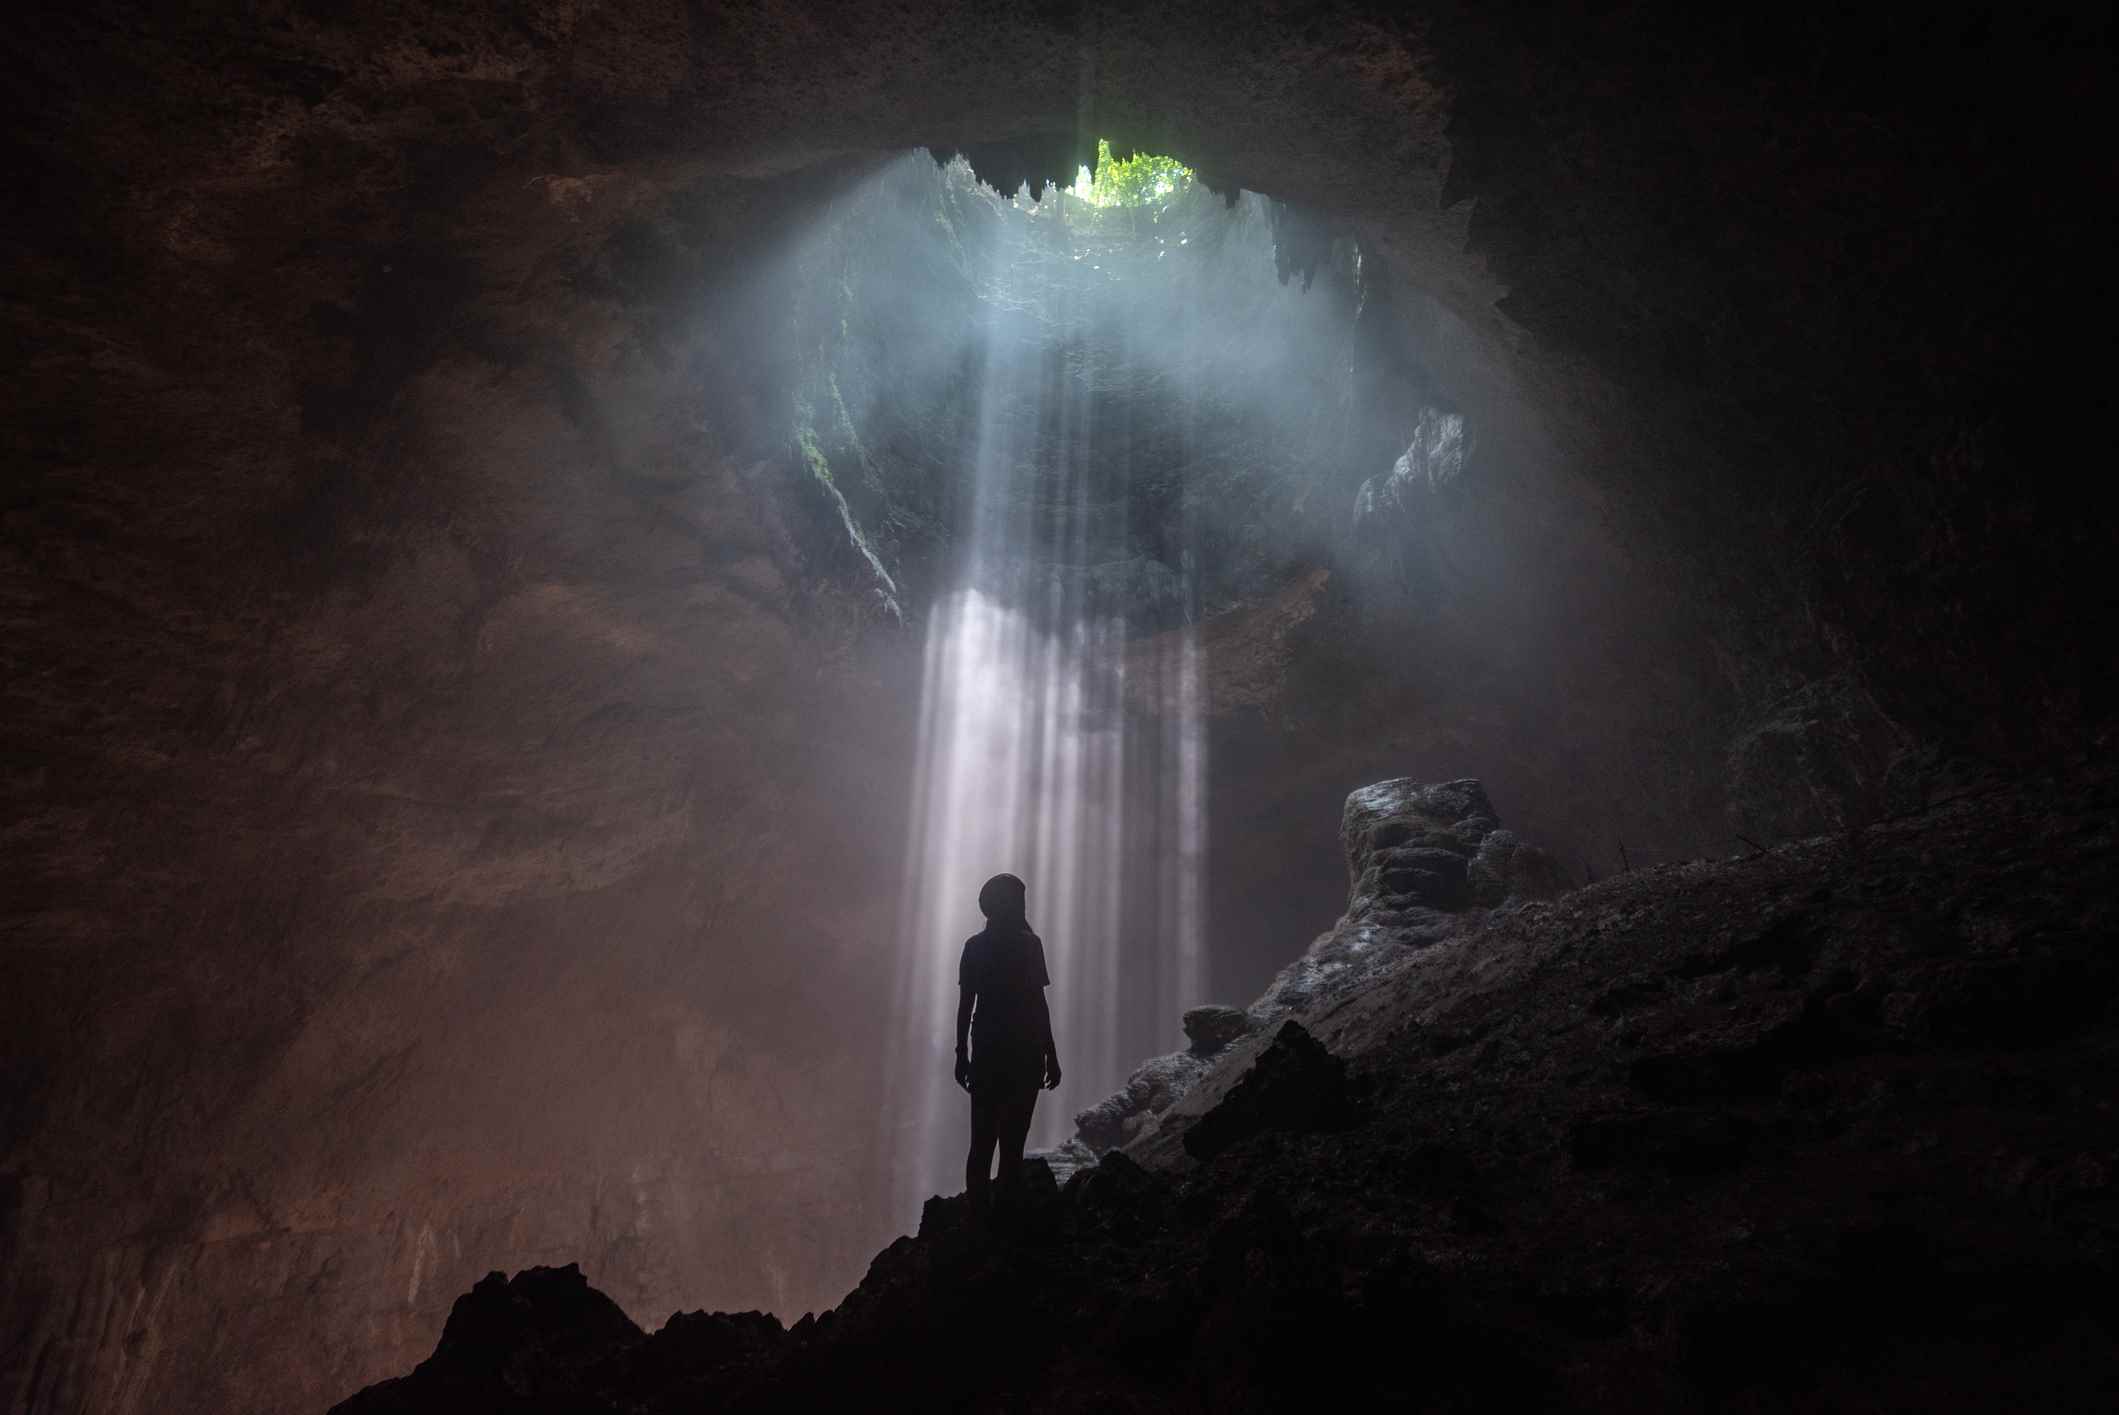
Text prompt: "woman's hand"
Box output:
[[1043, 1052, 1062, 1090], [953, 1049, 972, 1092]]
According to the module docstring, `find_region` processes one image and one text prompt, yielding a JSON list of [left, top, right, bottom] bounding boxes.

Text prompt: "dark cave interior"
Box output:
[[1, 4, 2112, 1412]]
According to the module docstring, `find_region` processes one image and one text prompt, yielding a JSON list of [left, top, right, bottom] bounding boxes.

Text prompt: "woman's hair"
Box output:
[[977, 872, 1027, 922]]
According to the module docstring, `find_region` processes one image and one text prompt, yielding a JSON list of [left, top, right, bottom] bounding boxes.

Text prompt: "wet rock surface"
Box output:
[[341, 770, 2119, 1411]]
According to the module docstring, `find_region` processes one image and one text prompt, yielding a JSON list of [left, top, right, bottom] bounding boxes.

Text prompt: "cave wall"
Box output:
[[3, 3, 2108, 1412], [0, 134, 928, 1407]]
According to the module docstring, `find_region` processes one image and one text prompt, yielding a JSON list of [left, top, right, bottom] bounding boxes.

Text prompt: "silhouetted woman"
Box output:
[[954, 873, 1062, 1206]]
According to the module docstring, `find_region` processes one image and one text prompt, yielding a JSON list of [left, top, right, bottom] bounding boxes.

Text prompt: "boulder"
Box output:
[[1182, 1005, 1256, 1055], [1182, 1021, 1354, 1161], [1341, 777, 1501, 923]]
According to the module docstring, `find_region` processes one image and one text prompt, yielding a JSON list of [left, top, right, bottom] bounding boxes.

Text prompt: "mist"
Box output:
[[724, 153, 1467, 1213]]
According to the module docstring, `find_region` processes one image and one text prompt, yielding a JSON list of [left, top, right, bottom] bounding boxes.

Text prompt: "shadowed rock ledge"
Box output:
[[334, 771, 2119, 1413]]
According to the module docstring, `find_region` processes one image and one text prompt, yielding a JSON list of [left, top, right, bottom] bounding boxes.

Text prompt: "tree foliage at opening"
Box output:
[[1075, 139, 1193, 207]]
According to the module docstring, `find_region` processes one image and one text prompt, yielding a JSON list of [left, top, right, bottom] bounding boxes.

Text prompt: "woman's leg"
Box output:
[[994, 1084, 1039, 1193], [966, 1086, 999, 1204]]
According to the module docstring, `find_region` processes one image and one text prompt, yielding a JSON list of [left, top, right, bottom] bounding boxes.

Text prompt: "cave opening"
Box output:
[[773, 148, 1461, 1210]]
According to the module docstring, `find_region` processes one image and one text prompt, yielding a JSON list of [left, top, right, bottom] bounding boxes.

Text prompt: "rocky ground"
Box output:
[[336, 768, 2119, 1412]]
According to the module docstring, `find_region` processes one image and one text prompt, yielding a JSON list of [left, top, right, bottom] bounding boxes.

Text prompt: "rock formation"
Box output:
[[1049, 777, 1562, 1170], [333, 769, 2119, 1411]]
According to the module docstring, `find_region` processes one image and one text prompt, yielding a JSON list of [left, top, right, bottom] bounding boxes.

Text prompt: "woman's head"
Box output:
[[977, 872, 1027, 924]]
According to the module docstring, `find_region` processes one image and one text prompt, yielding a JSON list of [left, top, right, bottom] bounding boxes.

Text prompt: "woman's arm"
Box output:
[[953, 986, 975, 1091], [1037, 988, 1061, 1089]]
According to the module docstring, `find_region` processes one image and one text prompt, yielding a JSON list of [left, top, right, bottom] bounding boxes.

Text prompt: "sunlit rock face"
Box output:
[[3, 3, 2105, 1412]]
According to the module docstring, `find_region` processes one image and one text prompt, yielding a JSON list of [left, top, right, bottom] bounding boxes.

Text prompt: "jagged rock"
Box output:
[[1351, 408, 1474, 597], [940, 134, 1087, 200], [1018, 1155, 1061, 1204], [1470, 829, 1574, 905], [1028, 1137, 1099, 1185], [1341, 777, 1500, 916], [1182, 1005, 1256, 1055], [1727, 674, 1907, 841], [1467, 828, 1518, 906], [1268, 200, 1344, 289], [625, 1308, 788, 1399], [1249, 778, 1520, 1023], [1379, 845, 1471, 907], [331, 1264, 642, 1413], [1182, 1021, 1353, 1161], [1066, 1149, 1167, 1214], [1073, 1051, 1209, 1153], [1068, 779, 1562, 1165], [337, 775, 2119, 1413]]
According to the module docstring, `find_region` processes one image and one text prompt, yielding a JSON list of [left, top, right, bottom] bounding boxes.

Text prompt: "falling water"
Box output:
[[888, 186, 1209, 1215]]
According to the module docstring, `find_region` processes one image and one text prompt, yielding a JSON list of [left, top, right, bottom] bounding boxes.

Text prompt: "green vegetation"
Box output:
[[1072, 139, 1192, 207]]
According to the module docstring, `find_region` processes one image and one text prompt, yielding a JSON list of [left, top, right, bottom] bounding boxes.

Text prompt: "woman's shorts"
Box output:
[[971, 1040, 1044, 1096]]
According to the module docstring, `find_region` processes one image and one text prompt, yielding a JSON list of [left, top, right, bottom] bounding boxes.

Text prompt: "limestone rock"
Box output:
[[1181, 1005, 1256, 1055], [1341, 777, 1500, 913], [1470, 828, 1574, 905], [1351, 408, 1474, 597], [1073, 1051, 1209, 1153], [1071, 778, 1564, 1166], [1181, 1021, 1354, 1161], [1251, 777, 1528, 1023]]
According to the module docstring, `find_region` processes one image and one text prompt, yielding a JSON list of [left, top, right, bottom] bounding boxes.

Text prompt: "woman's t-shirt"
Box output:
[[959, 925, 1050, 1052]]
